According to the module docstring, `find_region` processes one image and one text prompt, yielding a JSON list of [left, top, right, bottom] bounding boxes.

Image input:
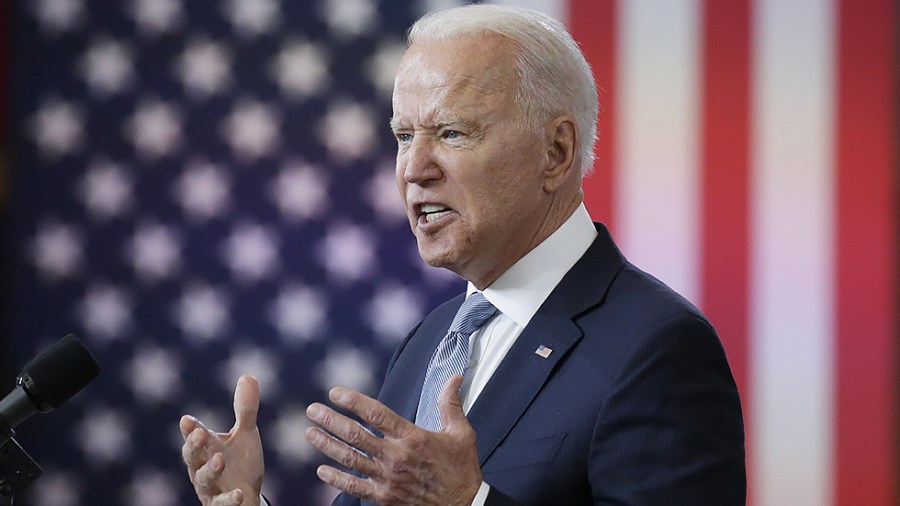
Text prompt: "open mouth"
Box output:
[[418, 203, 453, 224]]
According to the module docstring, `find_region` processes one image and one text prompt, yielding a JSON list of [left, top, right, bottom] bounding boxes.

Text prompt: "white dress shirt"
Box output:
[[464, 204, 597, 505]]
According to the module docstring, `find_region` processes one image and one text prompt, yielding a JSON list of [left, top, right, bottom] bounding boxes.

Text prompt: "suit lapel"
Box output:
[[466, 306, 583, 464], [466, 223, 625, 464]]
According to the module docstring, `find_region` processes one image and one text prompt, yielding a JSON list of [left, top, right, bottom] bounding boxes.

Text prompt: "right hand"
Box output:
[[180, 374, 265, 506]]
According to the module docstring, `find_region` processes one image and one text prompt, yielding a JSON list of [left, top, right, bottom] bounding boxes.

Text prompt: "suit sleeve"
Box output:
[[331, 492, 361, 505], [588, 316, 746, 505]]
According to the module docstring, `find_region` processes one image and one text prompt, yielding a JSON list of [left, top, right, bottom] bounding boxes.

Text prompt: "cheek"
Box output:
[[394, 167, 404, 195], [480, 153, 542, 198], [394, 160, 409, 202], [448, 138, 542, 213], [457, 173, 520, 231]]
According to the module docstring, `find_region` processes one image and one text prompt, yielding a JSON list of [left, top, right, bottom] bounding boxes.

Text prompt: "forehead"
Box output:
[[391, 35, 519, 123]]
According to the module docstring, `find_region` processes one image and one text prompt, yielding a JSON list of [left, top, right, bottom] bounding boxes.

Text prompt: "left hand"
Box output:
[[305, 375, 482, 506]]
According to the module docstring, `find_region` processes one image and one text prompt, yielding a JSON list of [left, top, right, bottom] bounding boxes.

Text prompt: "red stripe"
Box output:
[[835, 0, 898, 503], [698, 2, 752, 500], [570, 0, 616, 231], [699, 0, 751, 408]]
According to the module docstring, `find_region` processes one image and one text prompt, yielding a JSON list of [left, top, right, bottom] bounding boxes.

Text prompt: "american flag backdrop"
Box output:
[[3, 1, 897, 506]]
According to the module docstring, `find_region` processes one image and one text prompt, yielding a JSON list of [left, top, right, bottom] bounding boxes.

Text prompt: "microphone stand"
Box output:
[[0, 422, 42, 506]]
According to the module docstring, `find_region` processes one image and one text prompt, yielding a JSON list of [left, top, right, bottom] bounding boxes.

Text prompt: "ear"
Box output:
[[543, 116, 578, 193]]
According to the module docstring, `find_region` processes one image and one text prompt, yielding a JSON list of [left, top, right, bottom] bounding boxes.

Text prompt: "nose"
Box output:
[[400, 136, 442, 185]]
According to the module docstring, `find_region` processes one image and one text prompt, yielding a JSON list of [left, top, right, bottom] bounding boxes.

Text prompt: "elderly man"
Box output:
[[180, 5, 745, 506]]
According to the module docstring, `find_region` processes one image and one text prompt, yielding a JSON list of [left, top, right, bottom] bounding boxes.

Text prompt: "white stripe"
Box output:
[[615, 0, 701, 304], [751, 0, 836, 504], [488, 0, 567, 24]]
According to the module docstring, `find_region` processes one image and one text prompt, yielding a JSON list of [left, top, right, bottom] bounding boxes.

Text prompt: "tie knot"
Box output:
[[448, 292, 497, 337]]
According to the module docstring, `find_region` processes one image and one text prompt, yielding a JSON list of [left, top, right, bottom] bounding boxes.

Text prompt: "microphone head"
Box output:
[[19, 334, 101, 409]]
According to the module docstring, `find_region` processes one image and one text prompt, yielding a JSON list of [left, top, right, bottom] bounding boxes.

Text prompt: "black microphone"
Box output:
[[0, 334, 101, 434], [0, 335, 99, 503]]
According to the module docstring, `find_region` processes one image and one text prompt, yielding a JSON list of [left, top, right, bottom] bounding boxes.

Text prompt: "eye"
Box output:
[[443, 130, 462, 140], [395, 132, 412, 143]]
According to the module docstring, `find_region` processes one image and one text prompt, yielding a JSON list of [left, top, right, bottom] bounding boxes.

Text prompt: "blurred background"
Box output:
[[2, 0, 897, 505]]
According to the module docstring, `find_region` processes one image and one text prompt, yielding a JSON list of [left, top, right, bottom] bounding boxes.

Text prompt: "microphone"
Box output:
[[0, 335, 99, 504], [0, 334, 101, 434]]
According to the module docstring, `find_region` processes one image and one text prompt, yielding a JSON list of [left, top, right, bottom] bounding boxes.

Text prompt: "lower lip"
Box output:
[[417, 210, 454, 231]]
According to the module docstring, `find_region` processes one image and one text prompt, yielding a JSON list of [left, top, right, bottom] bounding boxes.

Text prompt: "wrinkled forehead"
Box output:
[[391, 35, 519, 114]]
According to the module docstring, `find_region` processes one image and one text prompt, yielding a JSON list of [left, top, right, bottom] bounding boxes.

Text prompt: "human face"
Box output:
[[391, 35, 554, 288]]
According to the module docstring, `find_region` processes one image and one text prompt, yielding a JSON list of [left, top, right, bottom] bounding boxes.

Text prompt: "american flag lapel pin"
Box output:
[[534, 344, 553, 358]]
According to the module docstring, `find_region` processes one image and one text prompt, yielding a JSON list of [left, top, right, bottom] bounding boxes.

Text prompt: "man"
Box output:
[[180, 5, 745, 506]]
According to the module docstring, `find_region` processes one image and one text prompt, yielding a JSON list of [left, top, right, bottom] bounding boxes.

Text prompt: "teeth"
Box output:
[[425, 210, 451, 223], [419, 203, 451, 224], [420, 203, 447, 213]]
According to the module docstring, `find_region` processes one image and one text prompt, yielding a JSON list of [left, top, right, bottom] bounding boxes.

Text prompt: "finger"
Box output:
[[194, 452, 225, 489], [180, 415, 199, 439], [328, 387, 412, 438], [233, 375, 260, 432], [182, 427, 211, 470], [315, 464, 375, 503], [305, 426, 380, 477], [306, 403, 383, 459], [437, 374, 468, 431], [181, 442, 199, 475], [209, 489, 243, 506], [181, 414, 218, 439], [180, 414, 216, 439]]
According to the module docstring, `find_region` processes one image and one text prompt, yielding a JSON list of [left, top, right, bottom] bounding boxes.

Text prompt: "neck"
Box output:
[[468, 192, 583, 290]]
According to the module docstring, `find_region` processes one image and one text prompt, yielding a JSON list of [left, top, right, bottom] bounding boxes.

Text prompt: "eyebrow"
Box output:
[[389, 117, 405, 132], [437, 115, 477, 130], [388, 115, 477, 133]]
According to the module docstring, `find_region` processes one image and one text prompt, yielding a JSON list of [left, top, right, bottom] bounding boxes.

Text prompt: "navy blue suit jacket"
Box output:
[[334, 224, 745, 505]]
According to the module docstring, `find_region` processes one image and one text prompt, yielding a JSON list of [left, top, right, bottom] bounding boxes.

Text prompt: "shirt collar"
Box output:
[[467, 203, 597, 327]]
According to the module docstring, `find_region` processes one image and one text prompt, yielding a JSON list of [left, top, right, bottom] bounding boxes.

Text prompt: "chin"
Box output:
[[416, 244, 459, 271], [418, 251, 452, 269]]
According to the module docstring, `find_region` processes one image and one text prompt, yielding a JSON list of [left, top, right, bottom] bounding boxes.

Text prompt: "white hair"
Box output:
[[408, 4, 599, 175]]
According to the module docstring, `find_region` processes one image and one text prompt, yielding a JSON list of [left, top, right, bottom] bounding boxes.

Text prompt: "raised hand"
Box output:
[[305, 375, 483, 506], [180, 375, 265, 506]]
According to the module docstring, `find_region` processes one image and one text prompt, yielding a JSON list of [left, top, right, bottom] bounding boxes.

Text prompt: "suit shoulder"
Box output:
[[572, 261, 727, 372], [605, 261, 710, 327]]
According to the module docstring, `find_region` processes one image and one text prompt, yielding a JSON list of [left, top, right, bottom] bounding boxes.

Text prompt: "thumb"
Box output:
[[233, 374, 260, 432], [437, 374, 468, 431]]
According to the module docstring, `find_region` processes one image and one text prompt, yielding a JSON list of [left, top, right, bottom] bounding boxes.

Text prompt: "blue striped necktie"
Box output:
[[415, 292, 498, 432]]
